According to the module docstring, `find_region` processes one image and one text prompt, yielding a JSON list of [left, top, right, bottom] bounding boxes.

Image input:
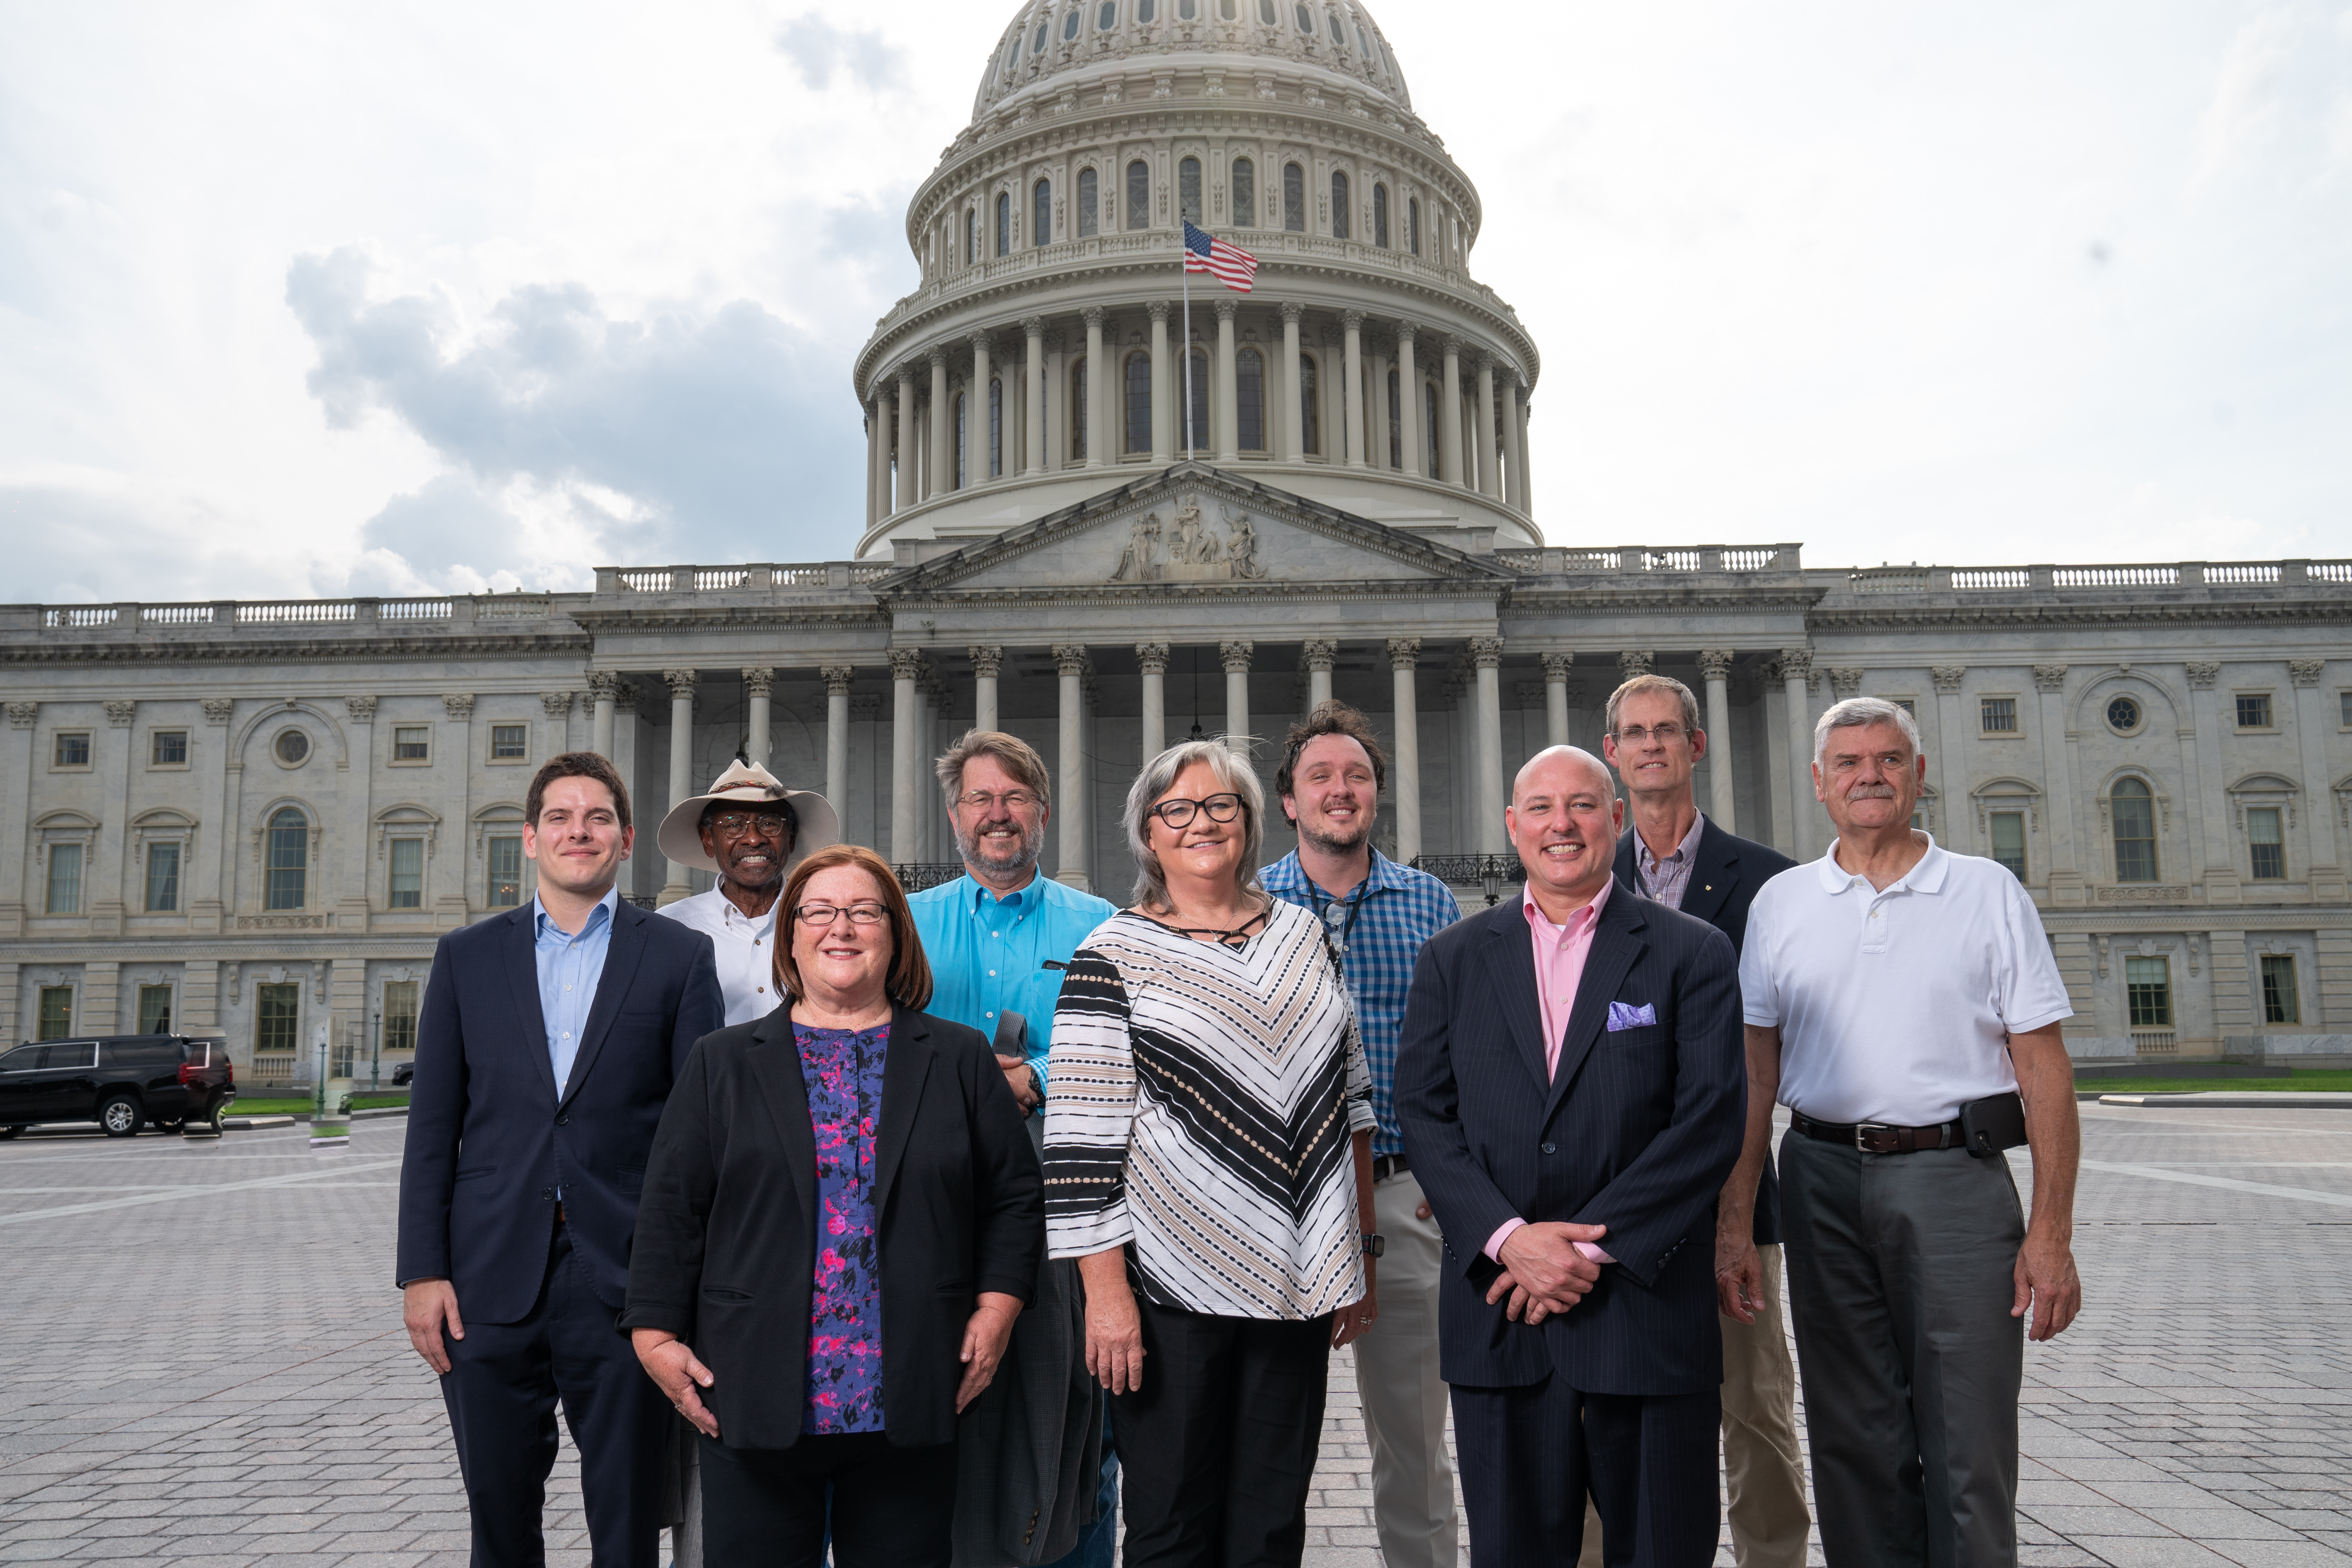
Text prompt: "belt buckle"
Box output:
[[1853, 1122, 1896, 1155]]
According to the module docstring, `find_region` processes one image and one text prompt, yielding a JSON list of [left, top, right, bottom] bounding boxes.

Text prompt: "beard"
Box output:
[[957, 823, 1042, 877], [1299, 813, 1372, 858]]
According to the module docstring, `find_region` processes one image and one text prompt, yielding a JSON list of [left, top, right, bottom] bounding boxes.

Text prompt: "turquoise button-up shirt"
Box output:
[[908, 872, 1116, 1094]]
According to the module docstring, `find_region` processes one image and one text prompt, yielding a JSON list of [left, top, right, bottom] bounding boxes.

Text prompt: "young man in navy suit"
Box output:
[[397, 751, 725, 1567], [1397, 746, 1746, 1568]]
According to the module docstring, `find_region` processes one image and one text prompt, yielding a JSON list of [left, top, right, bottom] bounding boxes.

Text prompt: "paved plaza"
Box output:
[[0, 1104, 2347, 1566]]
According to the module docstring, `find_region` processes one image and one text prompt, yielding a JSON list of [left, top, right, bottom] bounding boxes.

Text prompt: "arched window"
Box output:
[[1423, 380, 1440, 472], [1070, 360, 1089, 461], [1179, 156, 1202, 225], [1294, 2, 1313, 31], [1137, 0, 1154, 19], [1033, 21, 1049, 52], [995, 191, 1011, 256], [1328, 11, 1344, 43], [1063, 8, 1082, 40], [1125, 352, 1152, 454], [1178, 0, 1196, 17], [988, 377, 1004, 477], [1236, 347, 1265, 451], [1231, 158, 1256, 228], [1220, 0, 1237, 17], [2112, 778, 2159, 882], [1260, 0, 1277, 18], [1373, 183, 1390, 247], [265, 807, 308, 911], [1282, 161, 1305, 231], [1185, 347, 1210, 452], [1408, 196, 1421, 256], [1033, 179, 1052, 247], [965, 208, 977, 266], [1298, 354, 1320, 455], [955, 391, 969, 487], [1357, 23, 1372, 57], [1077, 167, 1099, 237], [1331, 171, 1350, 239], [1386, 367, 1401, 466], [1127, 161, 1151, 230], [1098, 0, 1118, 28]]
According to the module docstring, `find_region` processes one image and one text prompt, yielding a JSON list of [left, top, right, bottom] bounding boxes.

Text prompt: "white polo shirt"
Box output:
[[1740, 837, 2073, 1127], [657, 887, 781, 1028]]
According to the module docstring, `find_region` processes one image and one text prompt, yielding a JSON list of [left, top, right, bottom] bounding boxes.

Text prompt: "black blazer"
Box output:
[[396, 898, 726, 1325], [622, 1004, 1044, 1452], [1396, 886, 1745, 1396], [1613, 817, 1797, 1244]]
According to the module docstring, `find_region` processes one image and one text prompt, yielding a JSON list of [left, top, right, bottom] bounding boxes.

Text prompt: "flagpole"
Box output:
[[1180, 227, 1194, 462]]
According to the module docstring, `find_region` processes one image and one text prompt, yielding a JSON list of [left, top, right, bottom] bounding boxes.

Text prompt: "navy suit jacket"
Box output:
[[396, 897, 726, 1325], [1396, 883, 1745, 1396], [1612, 817, 1797, 1245]]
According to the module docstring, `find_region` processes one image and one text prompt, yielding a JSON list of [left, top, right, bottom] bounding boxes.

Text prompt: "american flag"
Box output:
[[1183, 220, 1259, 292]]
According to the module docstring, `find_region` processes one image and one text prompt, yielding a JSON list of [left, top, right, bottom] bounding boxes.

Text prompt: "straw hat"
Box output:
[[654, 758, 841, 876]]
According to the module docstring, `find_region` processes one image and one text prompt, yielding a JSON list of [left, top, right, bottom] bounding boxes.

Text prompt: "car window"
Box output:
[[48, 1043, 97, 1070], [0, 1045, 48, 1073], [101, 1039, 181, 1070]]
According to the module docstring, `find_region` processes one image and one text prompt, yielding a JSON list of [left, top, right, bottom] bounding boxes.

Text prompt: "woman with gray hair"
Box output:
[[1042, 739, 1378, 1568]]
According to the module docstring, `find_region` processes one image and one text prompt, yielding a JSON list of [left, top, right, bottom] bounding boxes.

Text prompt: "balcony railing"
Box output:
[[1846, 561, 2349, 595], [1411, 853, 1526, 905], [893, 863, 966, 893], [1495, 545, 1798, 577]]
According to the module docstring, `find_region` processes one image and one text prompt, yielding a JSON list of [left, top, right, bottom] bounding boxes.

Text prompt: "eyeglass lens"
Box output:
[[1616, 724, 1686, 744], [959, 791, 1039, 811], [1153, 793, 1243, 827], [795, 902, 888, 926], [710, 813, 792, 837]]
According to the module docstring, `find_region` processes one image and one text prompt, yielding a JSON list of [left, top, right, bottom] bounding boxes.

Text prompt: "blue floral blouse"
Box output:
[[797, 1022, 888, 1435]]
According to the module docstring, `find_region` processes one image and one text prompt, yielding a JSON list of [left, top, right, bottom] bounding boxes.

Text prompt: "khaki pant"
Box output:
[[1578, 1244, 1810, 1568], [1351, 1170, 1459, 1568]]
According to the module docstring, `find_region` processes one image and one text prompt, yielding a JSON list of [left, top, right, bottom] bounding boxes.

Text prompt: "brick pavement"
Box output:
[[0, 1106, 2346, 1566]]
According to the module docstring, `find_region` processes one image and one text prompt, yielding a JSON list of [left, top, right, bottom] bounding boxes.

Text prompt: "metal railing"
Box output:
[[893, 863, 966, 893], [1410, 853, 1526, 905]]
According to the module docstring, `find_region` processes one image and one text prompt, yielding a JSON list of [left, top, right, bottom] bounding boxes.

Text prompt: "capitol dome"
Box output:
[[849, 0, 1541, 559]]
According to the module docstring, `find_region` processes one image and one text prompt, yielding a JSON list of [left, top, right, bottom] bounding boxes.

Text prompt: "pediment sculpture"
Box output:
[[1110, 495, 1268, 583]]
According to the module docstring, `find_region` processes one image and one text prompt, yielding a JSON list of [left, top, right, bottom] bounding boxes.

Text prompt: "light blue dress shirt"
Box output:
[[535, 887, 619, 1099], [908, 872, 1115, 1093]]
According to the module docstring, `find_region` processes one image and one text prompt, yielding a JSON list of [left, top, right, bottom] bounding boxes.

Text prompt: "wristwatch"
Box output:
[[1025, 1064, 1045, 1113], [1362, 1232, 1386, 1258]]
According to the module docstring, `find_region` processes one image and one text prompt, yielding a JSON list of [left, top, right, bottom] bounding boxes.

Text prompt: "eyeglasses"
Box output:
[[793, 902, 889, 927], [956, 789, 1042, 813], [708, 811, 794, 839], [1148, 793, 1244, 829], [1613, 723, 1689, 746]]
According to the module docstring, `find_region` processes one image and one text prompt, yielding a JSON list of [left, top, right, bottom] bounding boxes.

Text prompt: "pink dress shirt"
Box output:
[[1485, 876, 1616, 1267]]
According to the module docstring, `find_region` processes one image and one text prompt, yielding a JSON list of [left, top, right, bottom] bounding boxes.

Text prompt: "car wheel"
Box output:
[[204, 1104, 227, 1136], [99, 1095, 143, 1138]]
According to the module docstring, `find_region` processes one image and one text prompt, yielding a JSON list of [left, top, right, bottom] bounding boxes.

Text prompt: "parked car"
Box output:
[[390, 1061, 414, 1087], [0, 1034, 236, 1138]]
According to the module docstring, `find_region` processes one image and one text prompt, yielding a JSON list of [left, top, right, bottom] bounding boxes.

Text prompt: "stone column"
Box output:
[[918, 673, 941, 862], [1388, 639, 1424, 863], [1471, 638, 1506, 853], [2033, 665, 2083, 902], [2289, 661, 2343, 899], [970, 646, 1003, 733], [1054, 646, 1091, 891], [1699, 650, 1737, 834], [742, 668, 774, 762], [1149, 303, 1174, 463], [1780, 649, 1814, 861], [865, 395, 883, 528], [588, 671, 617, 757], [2184, 662, 2235, 901], [1474, 357, 1499, 498], [1502, 377, 1526, 509], [1304, 641, 1338, 710], [1221, 641, 1254, 755], [1930, 666, 1969, 857], [927, 348, 952, 498], [1138, 643, 1170, 760], [1396, 323, 1423, 478], [661, 669, 698, 905], [1515, 390, 1534, 512], [1341, 311, 1367, 468], [896, 367, 919, 511], [1542, 653, 1573, 748], [1214, 300, 1240, 462], [968, 332, 993, 485], [888, 649, 924, 865], [1083, 307, 1107, 468], [1369, 338, 1392, 469], [823, 666, 854, 814], [1024, 318, 1047, 475], [1438, 337, 1465, 486], [1279, 303, 1305, 463]]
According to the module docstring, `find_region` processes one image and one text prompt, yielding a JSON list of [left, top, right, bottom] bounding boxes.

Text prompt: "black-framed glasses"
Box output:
[[793, 901, 889, 927], [709, 811, 794, 839], [956, 789, 1042, 813], [1613, 723, 1688, 746], [1148, 793, 1244, 829]]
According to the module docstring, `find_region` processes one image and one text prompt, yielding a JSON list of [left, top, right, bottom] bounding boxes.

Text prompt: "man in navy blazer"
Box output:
[[1398, 746, 1746, 1568], [397, 751, 724, 1567]]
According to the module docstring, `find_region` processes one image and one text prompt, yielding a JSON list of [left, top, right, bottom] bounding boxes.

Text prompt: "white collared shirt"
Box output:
[[657, 887, 780, 1027], [1739, 836, 2073, 1126]]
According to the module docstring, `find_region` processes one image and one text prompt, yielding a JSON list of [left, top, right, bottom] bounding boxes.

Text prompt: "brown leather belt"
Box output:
[[1793, 1110, 1964, 1155]]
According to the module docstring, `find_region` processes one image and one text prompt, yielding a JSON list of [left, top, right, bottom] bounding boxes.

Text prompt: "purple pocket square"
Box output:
[[1606, 1001, 1657, 1031]]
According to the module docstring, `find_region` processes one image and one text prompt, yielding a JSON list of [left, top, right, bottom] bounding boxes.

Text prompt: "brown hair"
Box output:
[[934, 728, 1052, 812], [526, 751, 633, 830], [1604, 674, 1702, 740], [772, 844, 934, 1010], [1276, 700, 1388, 801]]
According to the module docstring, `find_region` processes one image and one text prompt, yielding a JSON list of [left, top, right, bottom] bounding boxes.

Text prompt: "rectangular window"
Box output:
[[488, 836, 526, 908], [389, 838, 425, 909], [137, 985, 173, 1035], [2260, 955, 2301, 1025], [53, 731, 91, 768], [45, 844, 83, 915], [2247, 807, 2286, 881], [383, 980, 421, 1055], [2235, 693, 2273, 729], [1979, 697, 2017, 734], [392, 725, 430, 762], [37, 987, 73, 1041], [255, 984, 301, 1054], [1890, 698, 1916, 715], [2341, 691, 2351, 729], [2125, 956, 2172, 1028], [145, 842, 181, 912], [490, 723, 528, 761], [1989, 811, 2027, 879], [150, 730, 188, 766]]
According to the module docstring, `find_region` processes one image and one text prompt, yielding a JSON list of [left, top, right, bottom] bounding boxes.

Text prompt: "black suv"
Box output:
[[0, 1034, 236, 1138]]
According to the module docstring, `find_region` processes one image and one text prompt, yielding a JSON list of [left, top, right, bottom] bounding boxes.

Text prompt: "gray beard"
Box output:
[[958, 829, 1042, 877]]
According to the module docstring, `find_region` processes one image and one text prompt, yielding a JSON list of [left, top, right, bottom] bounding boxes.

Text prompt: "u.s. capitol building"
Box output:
[[4, 0, 2348, 1080]]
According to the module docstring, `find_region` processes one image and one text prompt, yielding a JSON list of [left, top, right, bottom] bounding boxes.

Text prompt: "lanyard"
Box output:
[[1307, 878, 1374, 976]]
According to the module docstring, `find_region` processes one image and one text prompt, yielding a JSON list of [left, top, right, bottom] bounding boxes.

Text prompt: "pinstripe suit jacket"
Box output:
[[1396, 881, 1746, 1396]]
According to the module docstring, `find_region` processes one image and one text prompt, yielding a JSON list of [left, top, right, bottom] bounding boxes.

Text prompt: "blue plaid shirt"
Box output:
[[1263, 848, 1463, 1157]]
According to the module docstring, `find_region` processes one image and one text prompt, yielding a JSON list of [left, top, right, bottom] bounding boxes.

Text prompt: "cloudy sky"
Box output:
[[2, 0, 2346, 603]]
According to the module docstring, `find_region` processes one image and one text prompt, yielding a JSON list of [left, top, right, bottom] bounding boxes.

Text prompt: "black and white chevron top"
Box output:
[[1042, 900, 1375, 1320]]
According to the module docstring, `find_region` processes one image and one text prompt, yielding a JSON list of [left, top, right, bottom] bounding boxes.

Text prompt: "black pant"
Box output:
[[698, 1430, 958, 1568], [441, 1221, 670, 1567], [1452, 1377, 1720, 1568], [1112, 1300, 1333, 1568]]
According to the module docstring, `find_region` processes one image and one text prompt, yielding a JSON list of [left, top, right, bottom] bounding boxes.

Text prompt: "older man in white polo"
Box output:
[[1739, 697, 2082, 1568], [655, 758, 839, 1025]]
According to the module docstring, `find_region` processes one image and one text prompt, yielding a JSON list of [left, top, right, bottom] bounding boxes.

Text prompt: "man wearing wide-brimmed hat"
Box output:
[[655, 758, 840, 1027]]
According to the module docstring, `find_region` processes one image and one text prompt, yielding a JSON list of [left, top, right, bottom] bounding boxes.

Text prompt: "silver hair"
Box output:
[[1813, 697, 1923, 767], [1603, 674, 1702, 740], [1123, 739, 1267, 912]]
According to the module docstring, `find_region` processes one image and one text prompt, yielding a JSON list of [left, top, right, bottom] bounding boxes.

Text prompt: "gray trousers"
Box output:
[[1779, 1129, 2025, 1568], [1350, 1171, 1459, 1568]]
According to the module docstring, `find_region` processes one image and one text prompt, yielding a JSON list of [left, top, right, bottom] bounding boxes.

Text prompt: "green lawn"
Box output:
[[224, 1093, 409, 1117], [2079, 1069, 2352, 1095]]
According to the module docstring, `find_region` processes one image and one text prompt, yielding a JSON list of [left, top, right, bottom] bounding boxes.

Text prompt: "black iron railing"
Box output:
[[1410, 854, 1527, 906], [893, 863, 967, 893]]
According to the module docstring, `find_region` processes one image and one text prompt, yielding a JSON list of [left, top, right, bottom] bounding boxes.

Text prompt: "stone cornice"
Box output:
[[0, 633, 593, 668], [564, 606, 891, 636], [1806, 597, 2352, 633]]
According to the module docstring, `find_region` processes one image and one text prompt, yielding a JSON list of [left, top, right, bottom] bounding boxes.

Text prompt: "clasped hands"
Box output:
[[1487, 1221, 1608, 1326]]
